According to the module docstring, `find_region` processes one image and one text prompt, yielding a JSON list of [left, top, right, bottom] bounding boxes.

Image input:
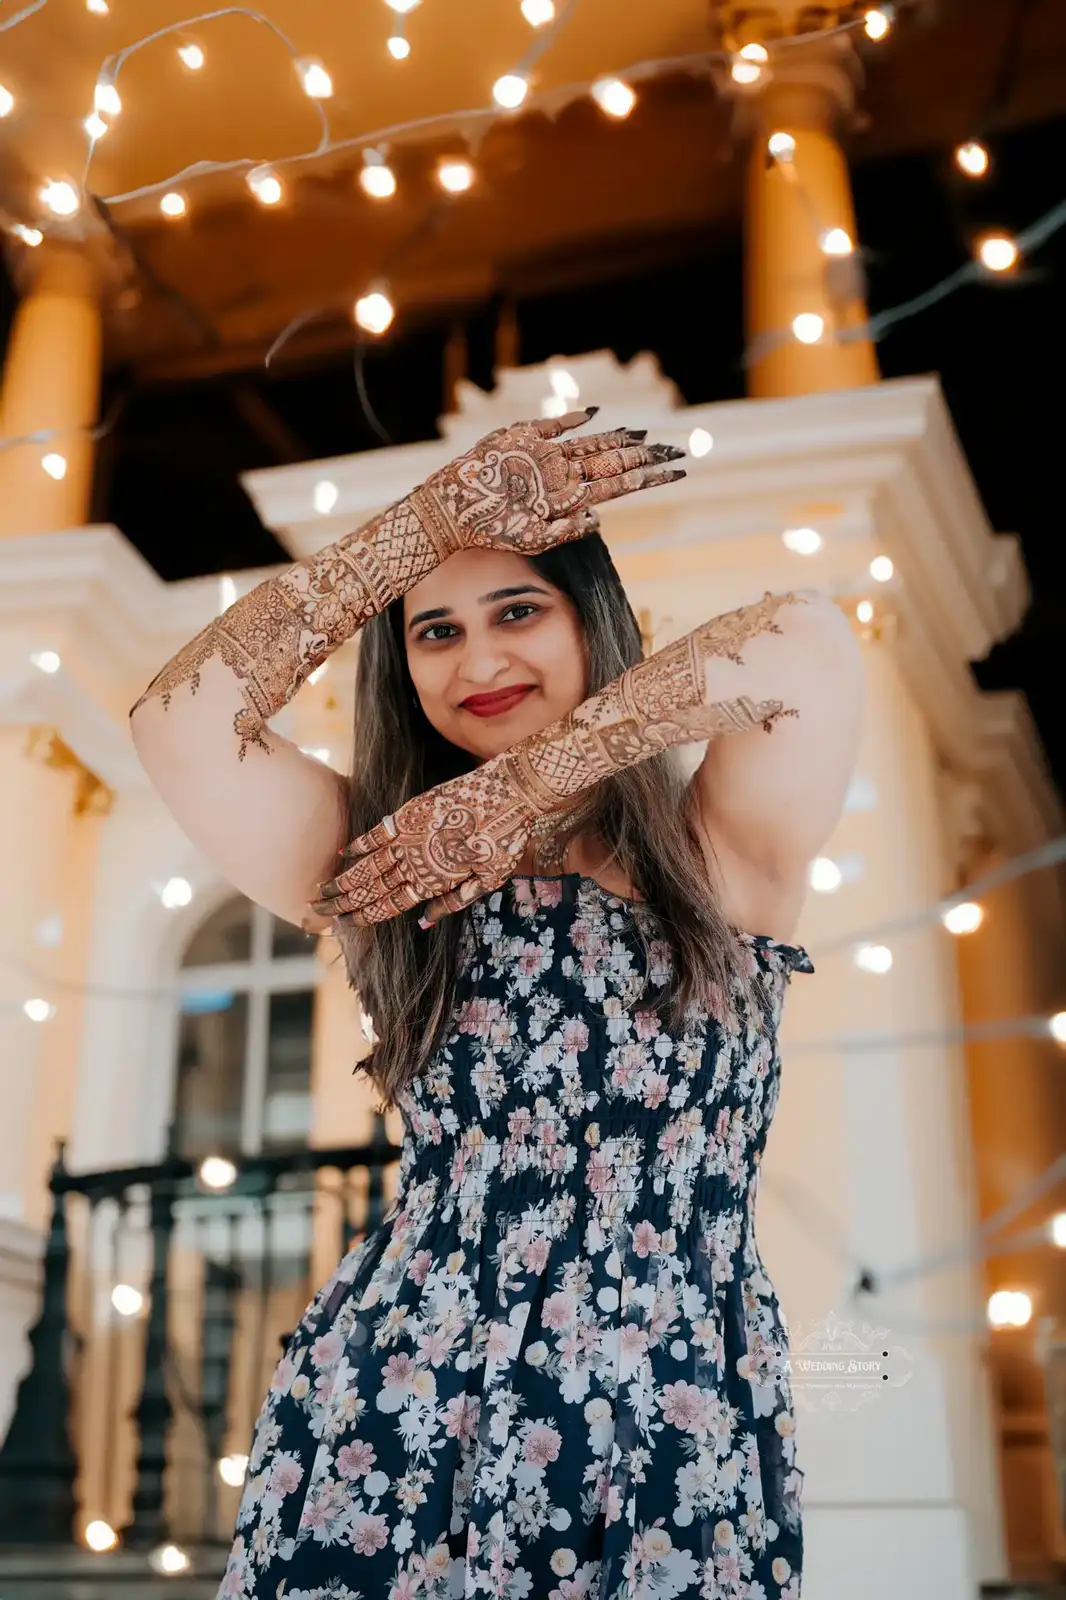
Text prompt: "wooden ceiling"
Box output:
[[1, 0, 1065, 381]]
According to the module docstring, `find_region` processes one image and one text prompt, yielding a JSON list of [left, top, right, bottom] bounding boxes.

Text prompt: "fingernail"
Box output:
[[653, 444, 687, 462], [585, 405, 600, 419], [626, 428, 648, 443], [667, 467, 687, 481], [418, 915, 433, 930]]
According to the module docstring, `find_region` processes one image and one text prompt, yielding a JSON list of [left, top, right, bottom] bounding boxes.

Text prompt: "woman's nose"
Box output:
[[456, 634, 513, 685]]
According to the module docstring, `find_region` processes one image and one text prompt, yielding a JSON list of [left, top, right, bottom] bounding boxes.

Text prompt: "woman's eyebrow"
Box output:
[[407, 584, 551, 630]]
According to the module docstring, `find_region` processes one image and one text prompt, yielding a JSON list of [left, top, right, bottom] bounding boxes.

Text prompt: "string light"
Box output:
[[40, 180, 80, 217], [688, 428, 713, 457], [313, 479, 339, 514], [387, 33, 410, 59], [218, 1454, 249, 1487], [160, 190, 187, 218], [0, 84, 14, 118], [149, 1546, 191, 1577], [297, 58, 333, 99], [41, 452, 68, 480], [384, 0, 421, 11], [359, 150, 396, 200], [178, 42, 205, 70], [354, 289, 395, 335], [12, 224, 43, 247], [198, 1155, 238, 1191], [1049, 1012, 1066, 1044], [731, 43, 768, 86], [792, 312, 824, 344], [809, 857, 843, 894], [248, 168, 283, 205], [863, 7, 893, 41], [30, 650, 61, 674], [955, 140, 989, 179], [987, 1289, 1031, 1329], [493, 73, 529, 110], [855, 599, 874, 624], [820, 227, 853, 257], [86, 0, 110, 12], [854, 943, 893, 974], [84, 112, 109, 140], [977, 233, 1017, 273], [521, 0, 555, 23], [23, 998, 56, 1022], [437, 158, 474, 194], [869, 555, 893, 582], [767, 131, 796, 162], [111, 1284, 144, 1316], [781, 527, 822, 555], [941, 901, 984, 935], [84, 1520, 118, 1553], [94, 82, 121, 117], [591, 78, 636, 119], [159, 877, 193, 908]]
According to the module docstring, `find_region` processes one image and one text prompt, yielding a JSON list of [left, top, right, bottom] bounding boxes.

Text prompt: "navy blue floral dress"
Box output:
[[219, 873, 813, 1600]]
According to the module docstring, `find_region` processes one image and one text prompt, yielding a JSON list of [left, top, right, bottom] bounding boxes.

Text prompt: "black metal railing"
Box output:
[[0, 1121, 400, 1551]]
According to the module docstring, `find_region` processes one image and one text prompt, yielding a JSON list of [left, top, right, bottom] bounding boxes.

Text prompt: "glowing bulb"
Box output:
[[808, 857, 843, 894], [955, 140, 989, 178], [42, 452, 68, 480], [313, 480, 339, 515], [869, 555, 893, 582], [40, 180, 80, 217], [820, 227, 853, 257], [86, 0, 109, 12], [94, 82, 121, 117], [84, 113, 108, 139], [781, 526, 822, 555], [854, 943, 893, 974], [160, 877, 193, 909], [354, 290, 395, 335], [977, 233, 1017, 273], [218, 1453, 249, 1487], [13, 224, 43, 246], [855, 599, 874, 624], [521, 0, 555, 22], [688, 428, 713, 457], [248, 169, 283, 205], [987, 1289, 1031, 1329], [0, 85, 13, 119], [941, 901, 984, 936], [591, 78, 636, 119], [792, 312, 824, 344], [767, 131, 795, 162], [31, 650, 61, 673], [84, 1520, 118, 1552], [149, 1545, 190, 1576], [199, 1155, 238, 1191], [178, 42, 205, 70], [111, 1284, 144, 1316], [438, 159, 474, 193], [493, 73, 529, 109], [1049, 1012, 1066, 1044], [731, 43, 768, 84], [298, 59, 333, 99], [863, 7, 892, 40], [160, 191, 187, 218], [387, 34, 410, 58], [1050, 1213, 1066, 1248], [360, 159, 397, 200], [385, 0, 421, 10], [23, 998, 56, 1022]]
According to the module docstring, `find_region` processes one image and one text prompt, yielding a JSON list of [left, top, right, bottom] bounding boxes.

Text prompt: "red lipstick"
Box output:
[[460, 685, 535, 718]]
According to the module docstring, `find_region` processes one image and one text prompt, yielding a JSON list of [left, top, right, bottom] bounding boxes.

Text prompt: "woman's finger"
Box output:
[[572, 443, 684, 484], [585, 462, 687, 506], [309, 878, 422, 922], [564, 427, 647, 459], [339, 814, 400, 862], [540, 508, 601, 546], [418, 877, 487, 926], [528, 406, 599, 441]]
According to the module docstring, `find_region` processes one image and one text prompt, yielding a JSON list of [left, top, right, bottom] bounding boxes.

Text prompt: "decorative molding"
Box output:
[[24, 726, 114, 817]]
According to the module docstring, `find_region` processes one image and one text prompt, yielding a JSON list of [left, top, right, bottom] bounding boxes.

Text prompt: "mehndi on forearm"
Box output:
[[498, 591, 807, 813]]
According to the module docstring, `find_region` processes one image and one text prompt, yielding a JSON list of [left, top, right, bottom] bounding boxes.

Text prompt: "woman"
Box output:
[[131, 407, 862, 1599]]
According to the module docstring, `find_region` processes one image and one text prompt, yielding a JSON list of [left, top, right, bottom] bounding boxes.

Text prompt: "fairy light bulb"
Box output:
[[160, 191, 187, 218], [0, 85, 15, 118], [781, 527, 822, 555], [354, 290, 395, 336], [977, 233, 1017, 273], [84, 1520, 118, 1552], [24, 997, 56, 1022], [941, 901, 984, 935], [360, 153, 396, 199], [40, 180, 80, 217], [248, 169, 283, 205], [820, 227, 853, 256], [792, 312, 824, 344], [809, 857, 843, 894], [86, 0, 109, 12], [493, 73, 529, 109], [178, 43, 205, 70], [855, 599, 874, 624], [385, 0, 421, 10], [854, 943, 893, 974], [94, 82, 121, 116], [13, 224, 43, 246], [863, 7, 893, 40], [767, 131, 795, 162], [84, 113, 108, 139], [42, 452, 68, 480], [987, 1290, 1031, 1329], [688, 428, 713, 457], [591, 78, 636, 119], [298, 58, 333, 99], [1048, 1012, 1066, 1044], [955, 140, 989, 178], [438, 159, 474, 194], [869, 555, 893, 582], [521, 0, 555, 23], [731, 43, 767, 85], [387, 34, 410, 58]]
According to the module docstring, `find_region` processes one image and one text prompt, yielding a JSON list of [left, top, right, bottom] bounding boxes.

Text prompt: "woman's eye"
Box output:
[[419, 624, 456, 642], [501, 603, 539, 623]]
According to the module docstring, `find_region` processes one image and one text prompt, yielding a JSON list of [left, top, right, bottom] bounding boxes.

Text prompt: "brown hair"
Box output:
[[334, 532, 751, 1106]]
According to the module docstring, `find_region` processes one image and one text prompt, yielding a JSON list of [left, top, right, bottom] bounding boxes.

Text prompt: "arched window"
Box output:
[[173, 896, 319, 1160]]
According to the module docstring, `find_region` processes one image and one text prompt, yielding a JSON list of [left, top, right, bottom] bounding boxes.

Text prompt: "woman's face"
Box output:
[[402, 547, 589, 760]]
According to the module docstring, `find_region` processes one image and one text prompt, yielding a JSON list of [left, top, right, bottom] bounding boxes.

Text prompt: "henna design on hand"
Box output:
[[311, 592, 807, 925], [130, 408, 686, 760]]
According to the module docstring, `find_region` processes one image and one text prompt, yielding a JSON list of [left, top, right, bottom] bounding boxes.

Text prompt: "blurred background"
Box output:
[[0, 1, 1064, 1595]]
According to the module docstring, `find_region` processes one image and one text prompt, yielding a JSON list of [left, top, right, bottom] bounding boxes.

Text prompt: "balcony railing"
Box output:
[[0, 1121, 400, 1554]]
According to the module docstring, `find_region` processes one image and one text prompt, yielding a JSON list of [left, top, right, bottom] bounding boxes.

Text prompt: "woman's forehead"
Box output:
[[402, 547, 545, 613]]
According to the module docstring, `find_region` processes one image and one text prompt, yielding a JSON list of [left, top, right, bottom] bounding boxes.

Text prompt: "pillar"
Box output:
[[0, 242, 102, 536], [740, 37, 879, 397]]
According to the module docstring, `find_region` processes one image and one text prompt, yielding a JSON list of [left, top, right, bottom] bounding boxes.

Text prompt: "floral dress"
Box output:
[[219, 872, 813, 1600]]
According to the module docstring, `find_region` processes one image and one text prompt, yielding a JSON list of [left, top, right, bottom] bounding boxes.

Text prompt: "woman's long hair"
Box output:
[[334, 532, 752, 1107]]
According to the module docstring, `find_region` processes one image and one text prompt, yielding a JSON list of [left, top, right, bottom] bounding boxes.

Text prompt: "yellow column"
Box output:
[[0, 242, 102, 537], [743, 41, 879, 398]]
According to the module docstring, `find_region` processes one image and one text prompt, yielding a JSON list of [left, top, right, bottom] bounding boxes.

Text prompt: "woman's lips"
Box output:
[[460, 686, 535, 718]]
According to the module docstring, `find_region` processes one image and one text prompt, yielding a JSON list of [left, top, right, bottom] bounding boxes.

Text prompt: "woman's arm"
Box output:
[[312, 588, 863, 925], [130, 411, 682, 930]]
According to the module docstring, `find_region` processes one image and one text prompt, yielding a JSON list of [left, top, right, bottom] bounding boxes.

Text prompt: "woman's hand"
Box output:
[[308, 757, 546, 926], [411, 406, 685, 557]]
